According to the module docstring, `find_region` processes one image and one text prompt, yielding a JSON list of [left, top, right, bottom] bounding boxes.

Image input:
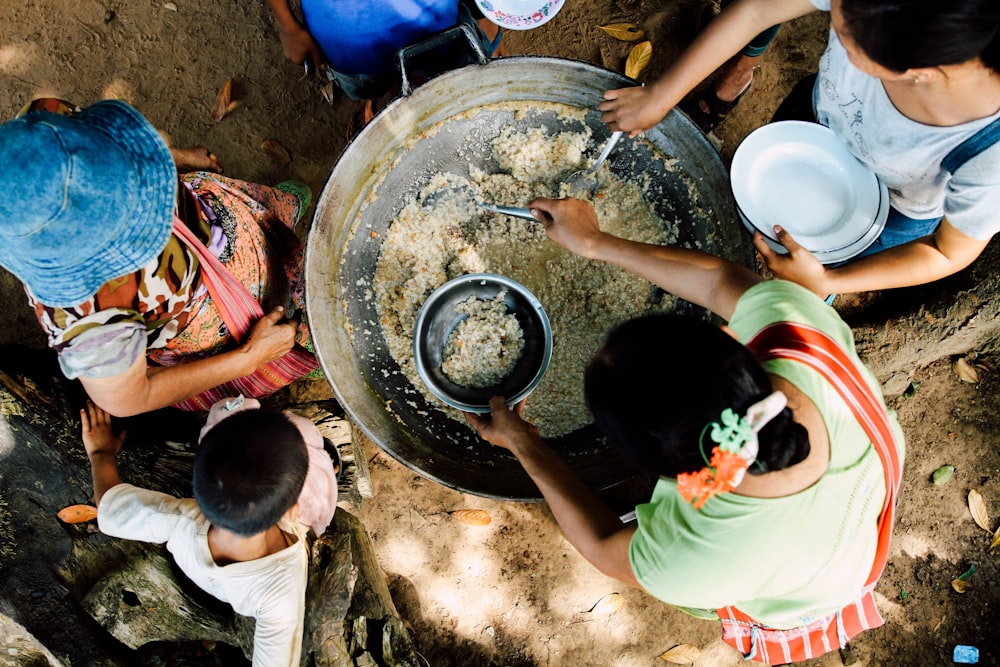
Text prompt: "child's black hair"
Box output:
[[840, 0, 1000, 74], [193, 408, 308, 536], [584, 313, 810, 479]]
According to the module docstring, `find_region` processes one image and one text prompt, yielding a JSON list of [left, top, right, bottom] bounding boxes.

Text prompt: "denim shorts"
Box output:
[[854, 207, 942, 259]]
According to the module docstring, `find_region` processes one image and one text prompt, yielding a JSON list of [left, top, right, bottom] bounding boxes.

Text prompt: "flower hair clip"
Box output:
[[676, 391, 788, 509]]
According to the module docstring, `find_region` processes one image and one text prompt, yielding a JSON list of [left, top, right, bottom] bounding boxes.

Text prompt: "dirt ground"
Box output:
[[1, 1, 998, 666]]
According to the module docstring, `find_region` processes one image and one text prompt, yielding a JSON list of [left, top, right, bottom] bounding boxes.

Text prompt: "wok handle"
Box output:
[[396, 23, 490, 97]]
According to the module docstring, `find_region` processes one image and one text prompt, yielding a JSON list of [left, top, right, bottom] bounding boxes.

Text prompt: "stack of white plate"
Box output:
[[730, 121, 888, 264]]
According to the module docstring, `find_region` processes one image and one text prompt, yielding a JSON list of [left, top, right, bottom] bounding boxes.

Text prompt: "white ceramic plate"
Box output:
[[474, 0, 565, 30], [739, 176, 888, 264], [731, 121, 883, 256]]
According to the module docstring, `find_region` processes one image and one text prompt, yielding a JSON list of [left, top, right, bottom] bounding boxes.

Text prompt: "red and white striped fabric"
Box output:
[[714, 321, 903, 665], [169, 216, 319, 411]]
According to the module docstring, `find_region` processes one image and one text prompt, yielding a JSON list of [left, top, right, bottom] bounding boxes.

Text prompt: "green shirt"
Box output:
[[628, 281, 904, 628]]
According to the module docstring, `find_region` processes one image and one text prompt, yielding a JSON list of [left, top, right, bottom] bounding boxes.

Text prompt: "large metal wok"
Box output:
[[305, 55, 753, 501]]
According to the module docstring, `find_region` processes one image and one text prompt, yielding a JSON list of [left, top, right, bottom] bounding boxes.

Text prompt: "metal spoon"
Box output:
[[422, 181, 538, 221], [562, 130, 625, 195]]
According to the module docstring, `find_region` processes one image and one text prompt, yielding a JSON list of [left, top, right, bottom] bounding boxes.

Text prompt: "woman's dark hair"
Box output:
[[584, 314, 810, 478], [194, 408, 308, 537], [839, 0, 1000, 74]]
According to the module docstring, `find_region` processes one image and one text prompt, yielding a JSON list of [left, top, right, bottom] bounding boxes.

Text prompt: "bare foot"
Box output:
[[170, 145, 223, 174]]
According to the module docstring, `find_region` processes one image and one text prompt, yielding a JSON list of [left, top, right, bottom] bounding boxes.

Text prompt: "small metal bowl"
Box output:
[[413, 273, 553, 413]]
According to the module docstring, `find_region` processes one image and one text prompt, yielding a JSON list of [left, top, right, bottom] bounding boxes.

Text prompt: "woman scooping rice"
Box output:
[[465, 197, 905, 665], [600, 0, 1000, 297], [0, 99, 319, 417]]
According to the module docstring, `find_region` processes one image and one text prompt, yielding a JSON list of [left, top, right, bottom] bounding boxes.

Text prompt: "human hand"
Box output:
[[464, 396, 540, 455], [528, 198, 604, 259], [599, 85, 671, 137], [753, 227, 831, 297], [81, 400, 126, 459], [277, 22, 324, 68], [170, 146, 223, 174], [242, 306, 297, 369]]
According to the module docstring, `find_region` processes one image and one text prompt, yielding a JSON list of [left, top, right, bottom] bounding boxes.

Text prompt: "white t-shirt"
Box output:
[[99, 484, 307, 667], [809, 0, 1000, 239]]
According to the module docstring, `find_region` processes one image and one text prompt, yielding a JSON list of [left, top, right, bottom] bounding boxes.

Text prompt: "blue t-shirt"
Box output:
[[301, 0, 458, 76]]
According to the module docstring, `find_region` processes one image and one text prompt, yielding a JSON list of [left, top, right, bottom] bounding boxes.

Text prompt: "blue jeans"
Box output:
[[326, 2, 496, 101], [854, 207, 942, 258]]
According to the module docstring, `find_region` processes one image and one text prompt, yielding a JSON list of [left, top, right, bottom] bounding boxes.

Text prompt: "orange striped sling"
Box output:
[[715, 321, 903, 665], [169, 216, 319, 411]]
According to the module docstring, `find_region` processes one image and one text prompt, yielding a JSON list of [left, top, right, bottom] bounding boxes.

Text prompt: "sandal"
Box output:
[[681, 81, 752, 134], [275, 180, 312, 226]]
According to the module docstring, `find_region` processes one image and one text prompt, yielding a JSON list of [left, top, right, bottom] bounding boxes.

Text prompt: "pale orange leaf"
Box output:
[[57, 504, 98, 524], [449, 509, 492, 526], [211, 78, 233, 121], [659, 643, 702, 664], [625, 41, 653, 80]]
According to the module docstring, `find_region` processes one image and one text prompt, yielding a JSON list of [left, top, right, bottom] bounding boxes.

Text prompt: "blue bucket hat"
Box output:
[[0, 100, 176, 307]]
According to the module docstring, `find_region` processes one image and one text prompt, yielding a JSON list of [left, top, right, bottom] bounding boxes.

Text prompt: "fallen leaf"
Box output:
[[954, 357, 980, 383], [261, 139, 292, 164], [625, 41, 652, 80], [211, 78, 233, 121], [968, 489, 991, 533], [585, 592, 624, 617], [659, 643, 702, 663], [57, 504, 98, 524], [989, 529, 1000, 551], [598, 23, 645, 41], [931, 465, 955, 485], [951, 578, 972, 593], [449, 509, 491, 526], [163, 2, 177, 10]]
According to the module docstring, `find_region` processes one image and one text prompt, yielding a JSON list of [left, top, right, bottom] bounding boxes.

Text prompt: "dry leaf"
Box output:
[[954, 357, 980, 383], [951, 578, 973, 593], [449, 509, 491, 526], [598, 23, 645, 41], [968, 489, 991, 533], [625, 41, 652, 80], [659, 643, 702, 664], [163, 2, 177, 10], [586, 592, 624, 616], [211, 78, 233, 121], [261, 139, 292, 164], [57, 504, 98, 524], [989, 529, 1000, 551]]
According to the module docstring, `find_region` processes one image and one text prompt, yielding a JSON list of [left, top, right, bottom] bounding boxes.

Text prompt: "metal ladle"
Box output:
[[562, 130, 625, 195]]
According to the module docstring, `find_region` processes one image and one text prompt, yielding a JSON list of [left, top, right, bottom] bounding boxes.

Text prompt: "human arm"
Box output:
[[81, 400, 125, 506], [754, 219, 991, 296], [267, 0, 324, 68], [529, 197, 761, 320], [598, 0, 817, 135], [81, 306, 299, 417], [465, 397, 639, 584]]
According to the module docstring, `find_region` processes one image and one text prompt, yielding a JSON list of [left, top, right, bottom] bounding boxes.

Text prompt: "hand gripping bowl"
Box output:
[[304, 55, 755, 501], [413, 273, 553, 413]]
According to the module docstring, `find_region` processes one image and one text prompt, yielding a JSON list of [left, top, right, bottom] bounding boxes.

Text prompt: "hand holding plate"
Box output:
[[754, 226, 830, 298]]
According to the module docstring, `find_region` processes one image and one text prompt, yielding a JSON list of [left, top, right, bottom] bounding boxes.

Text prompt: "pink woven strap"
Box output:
[[169, 216, 318, 410], [713, 321, 902, 664]]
